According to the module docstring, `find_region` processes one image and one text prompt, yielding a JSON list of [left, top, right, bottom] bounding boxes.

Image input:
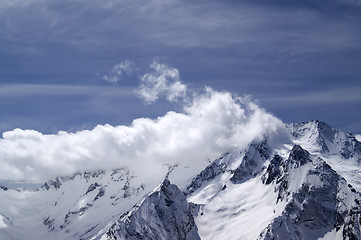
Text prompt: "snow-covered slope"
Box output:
[[289, 120, 361, 191], [186, 143, 361, 240], [0, 169, 166, 240], [288, 120, 361, 159], [1, 120, 361, 240]]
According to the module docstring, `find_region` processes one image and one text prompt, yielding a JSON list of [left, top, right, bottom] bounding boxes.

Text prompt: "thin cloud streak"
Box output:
[[0, 84, 135, 97], [261, 87, 361, 107], [1, 0, 360, 58]]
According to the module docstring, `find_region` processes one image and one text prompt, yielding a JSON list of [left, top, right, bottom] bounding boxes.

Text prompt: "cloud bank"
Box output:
[[0, 87, 286, 183]]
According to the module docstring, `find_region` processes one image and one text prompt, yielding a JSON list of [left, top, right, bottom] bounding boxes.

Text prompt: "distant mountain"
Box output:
[[1, 120, 361, 240]]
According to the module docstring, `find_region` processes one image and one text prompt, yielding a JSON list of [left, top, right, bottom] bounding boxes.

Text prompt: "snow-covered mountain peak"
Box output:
[[1, 120, 361, 240], [289, 120, 361, 159], [288, 144, 311, 166], [288, 120, 337, 153], [288, 120, 361, 193], [187, 143, 361, 240], [102, 178, 200, 240], [183, 139, 272, 197]]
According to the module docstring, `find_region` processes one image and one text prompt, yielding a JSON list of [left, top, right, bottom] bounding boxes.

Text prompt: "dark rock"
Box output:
[[231, 140, 270, 184], [288, 145, 311, 167], [263, 155, 284, 185], [184, 153, 229, 196], [85, 182, 100, 195], [94, 187, 105, 201]]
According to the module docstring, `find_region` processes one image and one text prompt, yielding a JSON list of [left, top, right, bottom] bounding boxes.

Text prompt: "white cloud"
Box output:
[[136, 61, 187, 104], [103, 60, 134, 83], [0, 87, 286, 183]]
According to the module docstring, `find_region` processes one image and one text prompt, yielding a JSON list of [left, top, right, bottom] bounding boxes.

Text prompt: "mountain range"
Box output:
[[1, 120, 361, 240]]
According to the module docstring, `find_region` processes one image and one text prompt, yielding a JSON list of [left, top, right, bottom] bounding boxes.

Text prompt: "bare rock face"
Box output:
[[105, 179, 200, 240]]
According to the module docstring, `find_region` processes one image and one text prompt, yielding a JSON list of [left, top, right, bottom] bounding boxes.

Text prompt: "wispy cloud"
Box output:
[[136, 60, 187, 104], [0, 84, 134, 97], [260, 86, 361, 108], [103, 60, 134, 83], [2, 0, 360, 58]]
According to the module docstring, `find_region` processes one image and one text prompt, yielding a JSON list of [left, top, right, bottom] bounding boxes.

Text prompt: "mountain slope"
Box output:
[[0, 169, 166, 240], [260, 145, 361, 240], [102, 179, 200, 240], [289, 120, 361, 192], [187, 143, 361, 240]]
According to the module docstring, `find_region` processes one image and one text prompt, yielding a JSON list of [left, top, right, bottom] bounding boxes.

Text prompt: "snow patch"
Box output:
[[0, 215, 8, 228], [355, 134, 361, 142]]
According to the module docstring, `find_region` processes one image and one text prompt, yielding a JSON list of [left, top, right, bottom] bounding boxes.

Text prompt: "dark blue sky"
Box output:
[[1, 0, 361, 134]]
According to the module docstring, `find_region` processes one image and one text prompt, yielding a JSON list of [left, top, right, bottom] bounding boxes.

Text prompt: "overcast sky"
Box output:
[[1, 0, 361, 134]]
